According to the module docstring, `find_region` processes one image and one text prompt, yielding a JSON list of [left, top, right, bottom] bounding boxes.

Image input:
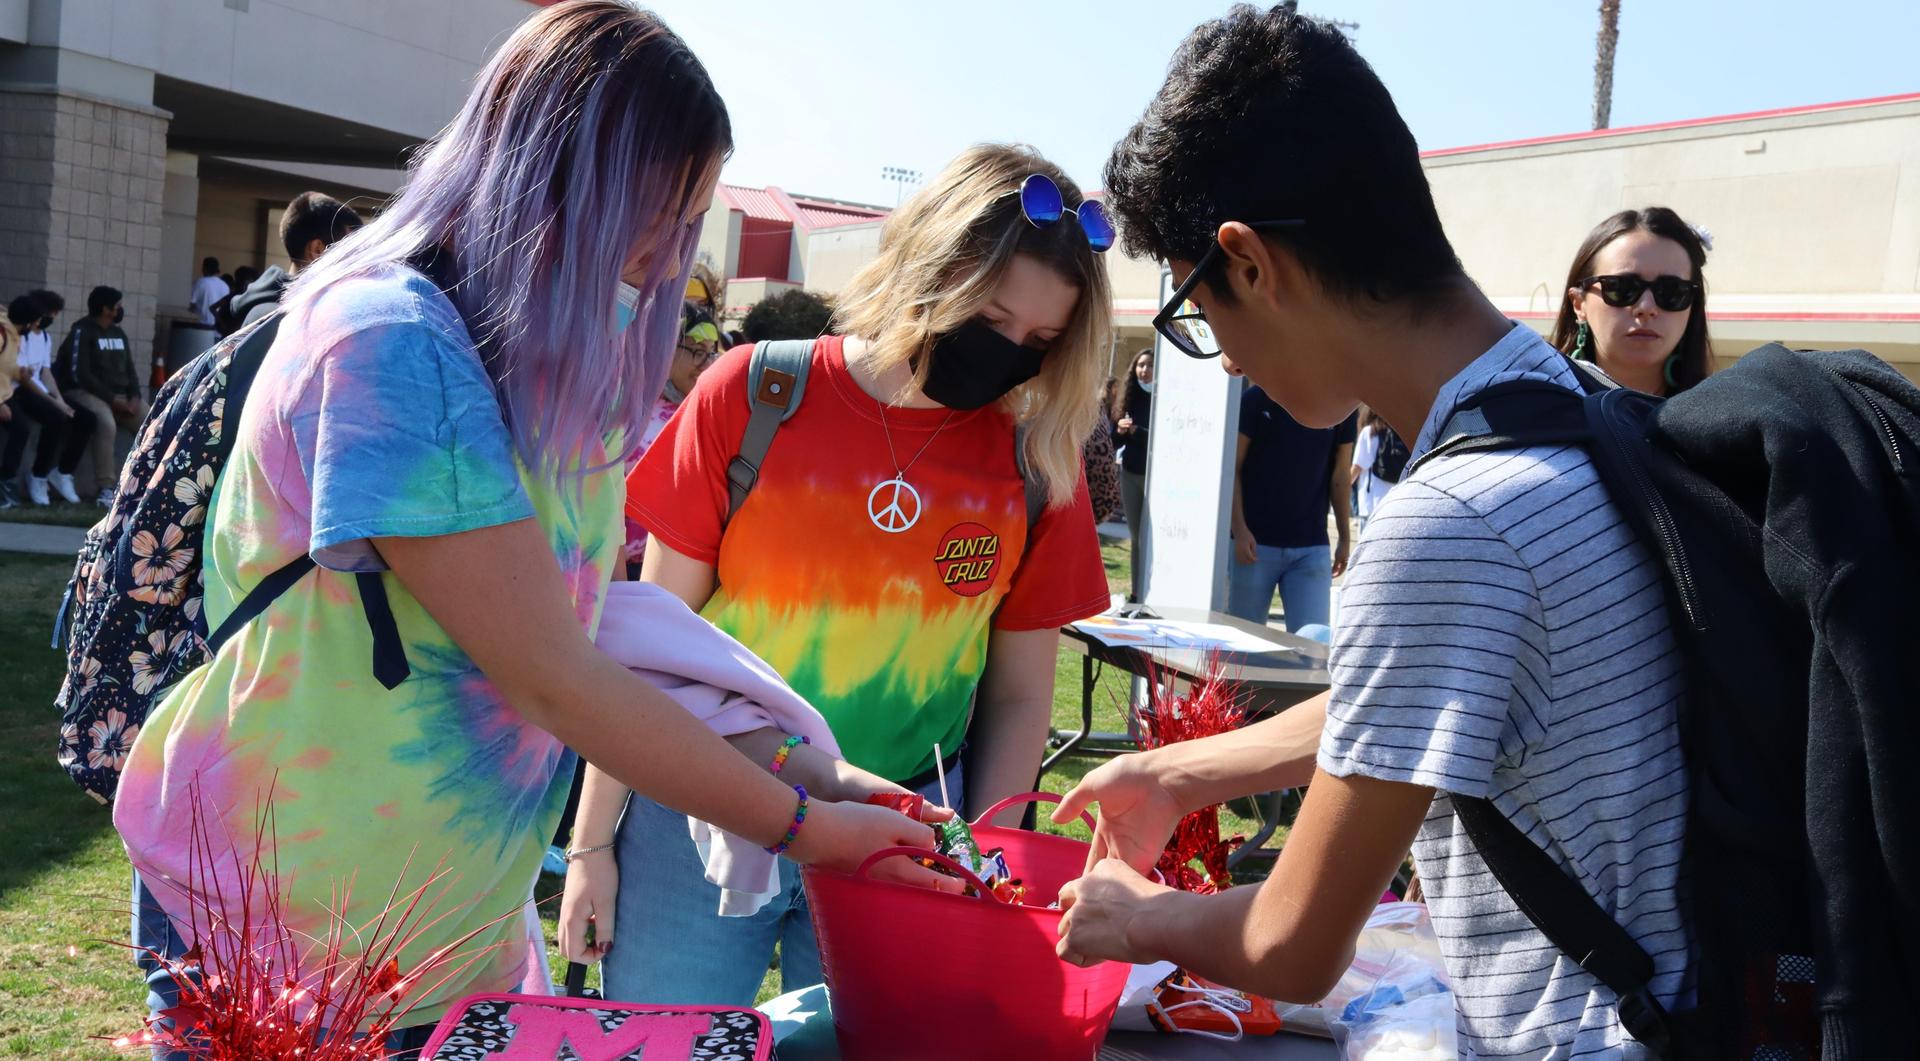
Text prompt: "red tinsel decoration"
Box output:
[[107, 779, 521, 1059], [1134, 655, 1247, 894]]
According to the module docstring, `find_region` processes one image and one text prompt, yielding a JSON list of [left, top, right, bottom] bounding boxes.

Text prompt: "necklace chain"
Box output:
[[878, 405, 956, 483]]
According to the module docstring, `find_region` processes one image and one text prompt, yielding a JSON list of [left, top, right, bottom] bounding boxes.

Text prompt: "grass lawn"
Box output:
[[0, 553, 136, 1058], [0, 504, 105, 529], [0, 539, 1291, 1051]]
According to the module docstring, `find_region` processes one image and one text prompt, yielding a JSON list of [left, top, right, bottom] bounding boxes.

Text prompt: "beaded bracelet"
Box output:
[[766, 784, 809, 856], [769, 734, 809, 774]]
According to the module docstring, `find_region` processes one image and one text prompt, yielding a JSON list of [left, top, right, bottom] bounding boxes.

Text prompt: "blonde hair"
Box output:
[[834, 143, 1113, 507]]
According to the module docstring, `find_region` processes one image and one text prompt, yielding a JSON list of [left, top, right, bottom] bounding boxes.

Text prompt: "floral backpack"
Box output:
[[52, 313, 407, 804]]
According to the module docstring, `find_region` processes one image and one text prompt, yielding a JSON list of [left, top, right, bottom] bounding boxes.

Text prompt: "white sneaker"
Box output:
[[27, 475, 52, 506], [49, 471, 81, 504], [96, 486, 117, 508]]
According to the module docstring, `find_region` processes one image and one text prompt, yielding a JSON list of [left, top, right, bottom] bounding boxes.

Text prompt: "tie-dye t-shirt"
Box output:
[[114, 264, 623, 1027], [627, 336, 1109, 782]]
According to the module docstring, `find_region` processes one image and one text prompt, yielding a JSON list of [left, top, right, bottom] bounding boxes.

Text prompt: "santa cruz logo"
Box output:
[[935, 522, 1002, 598]]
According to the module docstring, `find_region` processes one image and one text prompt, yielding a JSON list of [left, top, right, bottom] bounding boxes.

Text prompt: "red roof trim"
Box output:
[[719, 184, 790, 222], [1422, 91, 1920, 159]]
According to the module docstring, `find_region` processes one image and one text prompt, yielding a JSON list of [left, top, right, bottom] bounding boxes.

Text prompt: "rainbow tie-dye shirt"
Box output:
[[114, 265, 622, 1027], [628, 336, 1109, 782]]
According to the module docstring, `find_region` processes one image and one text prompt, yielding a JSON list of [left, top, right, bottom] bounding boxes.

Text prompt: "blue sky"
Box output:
[[645, 0, 1919, 206]]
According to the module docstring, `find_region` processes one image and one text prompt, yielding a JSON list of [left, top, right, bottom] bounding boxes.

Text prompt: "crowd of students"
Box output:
[[75, 2, 1767, 1057], [2, 286, 125, 508]]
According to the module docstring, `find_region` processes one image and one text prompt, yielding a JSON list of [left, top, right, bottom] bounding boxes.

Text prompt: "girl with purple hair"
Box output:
[[113, 3, 939, 1053]]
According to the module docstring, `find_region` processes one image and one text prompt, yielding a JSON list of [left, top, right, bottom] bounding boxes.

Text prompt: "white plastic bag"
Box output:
[[1276, 902, 1452, 1041], [1329, 946, 1457, 1060]]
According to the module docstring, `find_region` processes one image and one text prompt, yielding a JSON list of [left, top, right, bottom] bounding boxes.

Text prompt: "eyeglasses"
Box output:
[[1020, 174, 1115, 253], [676, 342, 718, 366], [1577, 273, 1700, 312], [1152, 219, 1306, 358]]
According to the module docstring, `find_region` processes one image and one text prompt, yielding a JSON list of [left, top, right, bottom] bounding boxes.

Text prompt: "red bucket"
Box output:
[[801, 793, 1130, 1061]]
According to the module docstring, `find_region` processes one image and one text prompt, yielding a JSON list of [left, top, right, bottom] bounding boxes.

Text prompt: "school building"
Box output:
[[702, 93, 1920, 384], [0, 0, 534, 379]]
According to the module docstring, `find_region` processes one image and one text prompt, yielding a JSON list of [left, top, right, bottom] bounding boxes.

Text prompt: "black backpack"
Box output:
[[53, 315, 407, 804], [1410, 344, 1920, 1060], [1368, 426, 1410, 484]]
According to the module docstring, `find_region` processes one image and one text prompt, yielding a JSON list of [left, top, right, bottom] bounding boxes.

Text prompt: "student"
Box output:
[[4, 292, 96, 505], [234, 191, 366, 325], [1115, 348, 1153, 601], [622, 305, 720, 589], [1553, 207, 1713, 396], [59, 285, 142, 504], [188, 258, 228, 328], [1053, 9, 1690, 1058], [0, 309, 18, 509], [562, 143, 1113, 1005], [111, 6, 938, 1055], [1079, 375, 1123, 526], [1226, 383, 1353, 634], [1347, 408, 1403, 532]]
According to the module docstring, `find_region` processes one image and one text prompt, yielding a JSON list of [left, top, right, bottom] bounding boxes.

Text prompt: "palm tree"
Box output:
[[1593, 0, 1622, 129]]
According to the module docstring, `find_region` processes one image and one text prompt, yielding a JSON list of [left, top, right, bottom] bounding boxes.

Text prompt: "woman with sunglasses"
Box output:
[[1551, 207, 1713, 396], [561, 143, 1114, 1005]]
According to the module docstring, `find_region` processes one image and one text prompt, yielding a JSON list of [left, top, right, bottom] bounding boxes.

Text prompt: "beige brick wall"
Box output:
[[0, 86, 168, 384]]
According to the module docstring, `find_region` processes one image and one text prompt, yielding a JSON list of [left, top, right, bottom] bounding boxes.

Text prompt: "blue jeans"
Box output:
[[132, 874, 438, 1060], [602, 765, 963, 1006], [1227, 543, 1333, 632]]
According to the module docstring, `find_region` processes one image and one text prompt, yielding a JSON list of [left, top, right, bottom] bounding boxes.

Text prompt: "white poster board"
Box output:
[[1141, 268, 1241, 612]]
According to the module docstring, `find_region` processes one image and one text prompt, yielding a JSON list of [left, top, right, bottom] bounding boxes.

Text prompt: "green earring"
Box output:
[[1571, 320, 1593, 362], [1663, 354, 1681, 394]]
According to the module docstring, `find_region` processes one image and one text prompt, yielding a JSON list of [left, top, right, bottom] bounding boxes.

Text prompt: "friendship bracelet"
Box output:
[[769, 734, 809, 774], [766, 784, 810, 856]]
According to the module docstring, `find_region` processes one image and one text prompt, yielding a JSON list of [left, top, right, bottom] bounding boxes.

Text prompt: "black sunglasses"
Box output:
[[1152, 219, 1306, 358], [1578, 273, 1700, 312]]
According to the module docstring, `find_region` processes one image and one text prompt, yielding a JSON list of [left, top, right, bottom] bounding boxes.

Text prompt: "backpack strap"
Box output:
[[205, 553, 315, 655], [1453, 797, 1677, 1057], [725, 339, 814, 522], [722, 338, 1047, 537], [200, 312, 408, 689], [1417, 362, 1681, 1053], [216, 313, 284, 464], [1406, 377, 1599, 478], [1013, 421, 1046, 537]]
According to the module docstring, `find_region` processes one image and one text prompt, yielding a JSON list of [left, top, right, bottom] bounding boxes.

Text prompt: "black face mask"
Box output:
[[920, 318, 1045, 411], [112, 307, 124, 325]]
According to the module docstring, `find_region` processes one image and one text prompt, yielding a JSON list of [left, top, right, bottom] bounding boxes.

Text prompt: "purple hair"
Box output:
[[285, 1, 731, 477]]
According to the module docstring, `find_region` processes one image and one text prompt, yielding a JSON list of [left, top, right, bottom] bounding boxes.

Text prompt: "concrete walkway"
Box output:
[[0, 520, 87, 556]]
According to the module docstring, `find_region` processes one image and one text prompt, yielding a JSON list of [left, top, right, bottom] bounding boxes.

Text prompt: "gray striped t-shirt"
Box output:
[[1318, 325, 1692, 1059]]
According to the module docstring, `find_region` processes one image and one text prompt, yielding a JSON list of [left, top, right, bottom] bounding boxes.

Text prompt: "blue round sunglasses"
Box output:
[[1019, 173, 1115, 253]]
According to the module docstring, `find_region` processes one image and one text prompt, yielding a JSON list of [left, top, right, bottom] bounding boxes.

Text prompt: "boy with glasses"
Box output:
[[1052, 7, 1691, 1057]]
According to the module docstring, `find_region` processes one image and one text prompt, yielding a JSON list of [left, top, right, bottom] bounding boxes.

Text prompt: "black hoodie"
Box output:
[[232, 265, 291, 325]]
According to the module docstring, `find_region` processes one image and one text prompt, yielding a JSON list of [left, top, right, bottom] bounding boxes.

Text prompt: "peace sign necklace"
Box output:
[[868, 405, 956, 534]]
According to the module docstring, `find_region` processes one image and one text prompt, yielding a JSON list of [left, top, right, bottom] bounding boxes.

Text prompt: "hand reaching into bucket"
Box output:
[[1055, 857, 1179, 968], [1052, 753, 1187, 876], [789, 800, 968, 892]]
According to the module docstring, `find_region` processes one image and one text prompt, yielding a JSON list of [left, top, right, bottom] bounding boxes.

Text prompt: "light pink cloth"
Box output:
[[592, 581, 842, 915]]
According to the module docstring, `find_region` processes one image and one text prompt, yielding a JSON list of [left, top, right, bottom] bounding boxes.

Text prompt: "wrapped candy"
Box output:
[[1150, 969, 1283, 1039], [863, 791, 928, 820], [933, 816, 986, 875]]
